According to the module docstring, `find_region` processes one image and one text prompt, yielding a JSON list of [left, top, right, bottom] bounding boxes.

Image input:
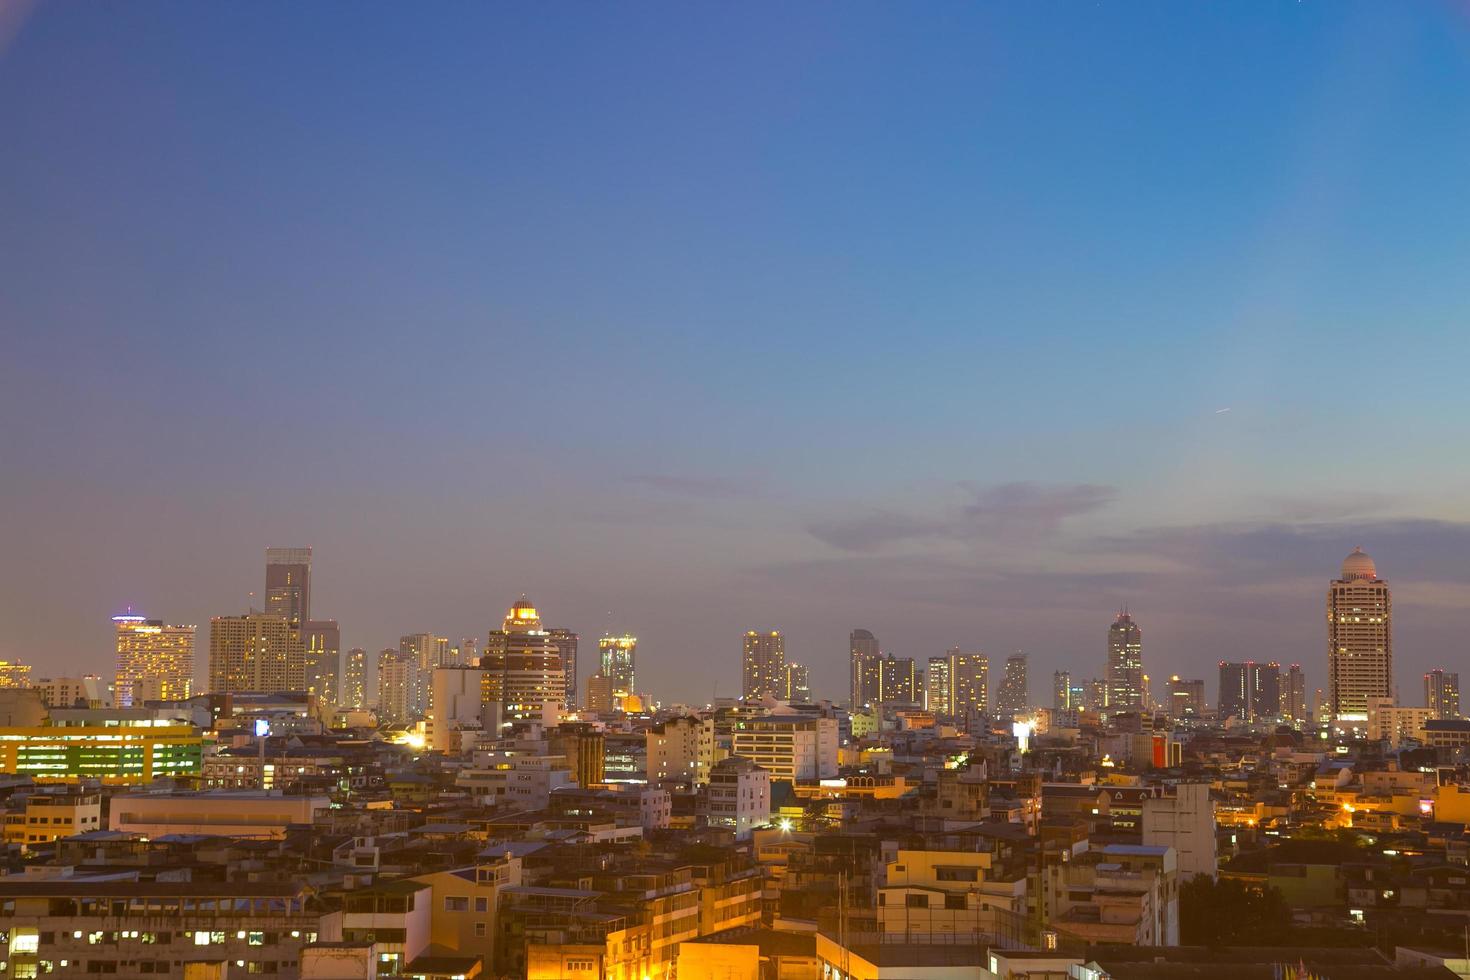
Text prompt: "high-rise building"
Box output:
[[878, 654, 917, 705], [786, 662, 811, 702], [302, 619, 341, 711], [1166, 676, 1205, 719], [113, 613, 196, 707], [849, 629, 882, 710], [376, 648, 419, 724], [207, 614, 306, 694], [927, 656, 953, 716], [1327, 547, 1392, 719], [1426, 668, 1461, 720], [599, 635, 637, 696], [1053, 670, 1074, 711], [343, 648, 367, 709], [264, 547, 312, 628], [1083, 678, 1108, 712], [482, 596, 567, 720], [1106, 612, 1143, 710], [741, 630, 786, 700], [399, 632, 440, 715], [548, 628, 579, 708], [939, 650, 989, 725], [585, 673, 615, 713], [1217, 661, 1281, 721], [1284, 664, 1308, 725], [995, 654, 1028, 716]]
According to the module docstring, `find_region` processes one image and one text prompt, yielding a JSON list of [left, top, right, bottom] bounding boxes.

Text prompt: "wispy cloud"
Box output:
[[807, 481, 1116, 552]]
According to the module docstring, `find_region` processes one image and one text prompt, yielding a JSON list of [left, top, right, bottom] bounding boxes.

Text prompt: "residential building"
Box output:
[[33, 674, 110, 709], [786, 661, 811, 701], [548, 627, 579, 708], [996, 653, 1028, 716], [1426, 668, 1461, 720], [377, 648, 420, 724], [1142, 782, 1217, 879], [1054, 669, 1074, 711], [1285, 663, 1309, 725], [208, 613, 307, 694], [704, 756, 771, 839], [928, 655, 953, 715], [482, 596, 567, 720], [1366, 696, 1434, 747], [647, 715, 715, 787], [730, 711, 838, 783], [742, 630, 786, 700], [879, 653, 917, 706]]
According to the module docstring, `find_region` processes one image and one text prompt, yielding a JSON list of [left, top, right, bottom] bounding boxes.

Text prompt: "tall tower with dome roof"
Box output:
[[1327, 547, 1393, 718]]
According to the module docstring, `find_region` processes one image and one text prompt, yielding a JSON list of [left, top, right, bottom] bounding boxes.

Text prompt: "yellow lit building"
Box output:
[[208, 613, 306, 694], [0, 712, 202, 784], [113, 613, 195, 707], [598, 634, 637, 695], [482, 597, 567, 721], [5, 792, 102, 847], [0, 658, 33, 689]]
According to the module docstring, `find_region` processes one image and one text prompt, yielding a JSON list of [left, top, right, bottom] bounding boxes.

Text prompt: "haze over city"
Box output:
[[7, 2, 1470, 702]]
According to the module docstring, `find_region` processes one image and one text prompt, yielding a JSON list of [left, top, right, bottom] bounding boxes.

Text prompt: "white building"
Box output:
[[1366, 696, 1434, 747], [703, 757, 770, 839], [730, 712, 838, 783], [1142, 782, 1216, 880], [429, 666, 490, 752]]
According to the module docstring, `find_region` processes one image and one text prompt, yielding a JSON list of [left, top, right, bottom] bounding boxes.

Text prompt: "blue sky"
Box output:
[[4, 2, 1470, 703]]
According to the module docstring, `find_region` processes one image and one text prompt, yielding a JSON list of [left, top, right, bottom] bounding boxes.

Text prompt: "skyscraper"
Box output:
[[482, 596, 567, 721], [1166, 676, 1205, 719], [995, 654, 1028, 716], [879, 654, 917, 705], [1218, 661, 1281, 721], [376, 648, 419, 724], [598, 634, 637, 696], [302, 619, 341, 711], [741, 630, 786, 700], [1426, 668, 1461, 720], [786, 662, 811, 702], [1106, 612, 1143, 710], [264, 547, 312, 627], [343, 648, 367, 709], [1284, 664, 1308, 725], [927, 655, 953, 716], [548, 628, 579, 708], [849, 629, 881, 709], [113, 613, 196, 707], [400, 632, 439, 716], [207, 613, 306, 694], [1053, 670, 1073, 711], [948, 651, 989, 725], [1327, 548, 1392, 718]]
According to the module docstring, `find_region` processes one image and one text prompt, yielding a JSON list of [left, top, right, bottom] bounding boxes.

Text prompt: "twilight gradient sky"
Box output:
[[5, 2, 1470, 704]]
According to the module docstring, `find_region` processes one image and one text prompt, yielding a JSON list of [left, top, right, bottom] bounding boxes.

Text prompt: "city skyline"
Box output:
[[8, 4, 1470, 702]]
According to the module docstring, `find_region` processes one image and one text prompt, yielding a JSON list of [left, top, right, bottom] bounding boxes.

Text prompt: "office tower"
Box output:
[[741, 630, 786, 700], [995, 654, 1028, 716], [1166, 676, 1205, 719], [548, 628, 579, 708], [1285, 664, 1308, 725], [343, 648, 367, 709], [1327, 547, 1392, 718], [1426, 668, 1461, 720], [113, 613, 196, 707], [264, 547, 312, 627], [599, 634, 637, 696], [927, 656, 953, 716], [1217, 661, 1281, 721], [849, 629, 882, 709], [877, 654, 917, 705], [376, 649, 419, 724], [786, 662, 811, 702], [1252, 662, 1281, 719], [1053, 670, 1073, 711], [207, 614, 306, 694], [482, 596, 566, 720], [1106, 612, 1143, 710]]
